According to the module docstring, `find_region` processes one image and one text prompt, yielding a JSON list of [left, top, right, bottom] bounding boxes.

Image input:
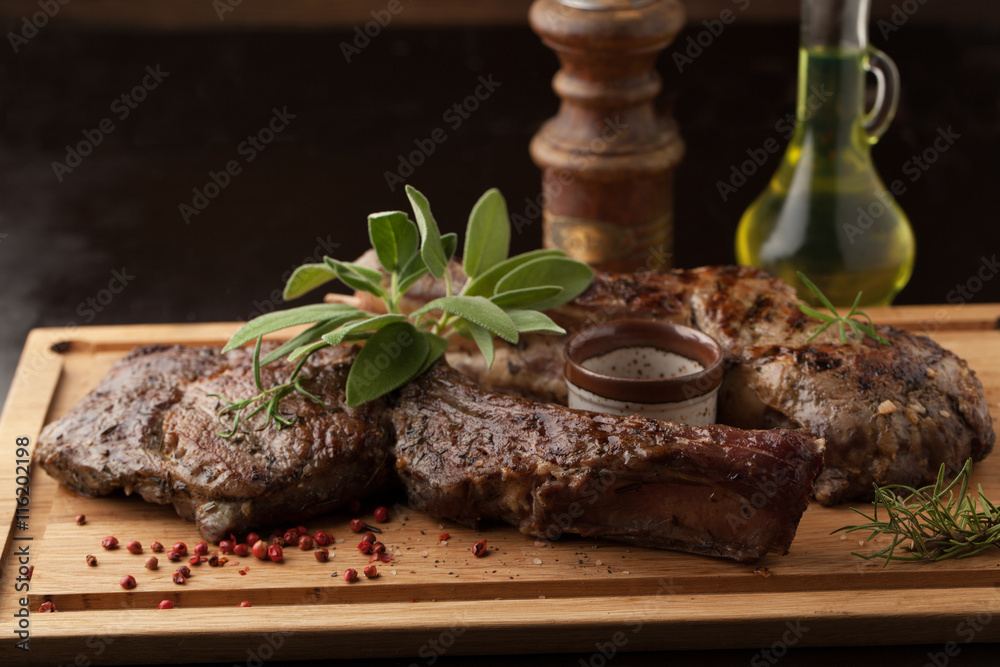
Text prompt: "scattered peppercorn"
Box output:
[[101, 536, 119, 550], [38, 601, 55, 613], [472, 539, 488, 557], [313, 530, 331, 546], [86, 554, 98, 567], [252, 540, 268, 560], [193, 541, 209, 556], [208, 555, 220, 567], [150, 541, 164, 553], [363, 565, 378, 579], [188, 555, 201, 566], [219, 540, 234, 554], [75, 514, 86, 525], [361, 532, 376, 544], [172, 572, 186, 585], [238, 600, 252, 607], [126, 540, 143, 555], [246, 532, 261, 545], [158, 600, 174, 609], [343, 568, 358, 582], [166, 550, 181, 562], [176, 565, 191, 577], [298, 535, 313, 550], [119, 575, 137, 590], [233, 543, 250, 557], [145, 557, 158, 570], [373, 506, 388, 523], [267, 545, 283, 563], [283, 529, 299, 545], [315, 549, 329, 562], [271, 536, 285, 547], [297, 525, 308, 535], [349, 519, 365, 533], [372, 542, 386, 555], [172, 542, 187, 556], [438, 533, 450, 541], [358, 541, 373, 555]]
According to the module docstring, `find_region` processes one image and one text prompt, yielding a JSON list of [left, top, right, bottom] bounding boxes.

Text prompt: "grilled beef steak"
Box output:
[[36, 343, 823, 561], [360, 258, 994, 505], [392, 363, 824, 563], [35, 344, 396, 542]]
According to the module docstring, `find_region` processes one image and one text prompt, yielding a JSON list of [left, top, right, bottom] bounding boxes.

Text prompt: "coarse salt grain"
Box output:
[[877, 400, 897, 415], [533, 541, 547, 548], [533, 558, 542, 565], [595, 559, 603, 566], [940, 410, 952, 418]]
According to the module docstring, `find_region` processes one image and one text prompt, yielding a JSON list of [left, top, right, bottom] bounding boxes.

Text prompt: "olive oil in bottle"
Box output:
[[736, 1, 914, 307]]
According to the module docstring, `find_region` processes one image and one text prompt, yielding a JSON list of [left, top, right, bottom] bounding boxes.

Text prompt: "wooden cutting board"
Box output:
[[2, 306, 999, 664]]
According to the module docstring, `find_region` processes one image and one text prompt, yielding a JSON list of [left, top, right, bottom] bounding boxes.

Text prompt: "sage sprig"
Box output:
[[218, 185, 593, 433], [797, 271, 891, 345], [834, 459, 1000, 565]]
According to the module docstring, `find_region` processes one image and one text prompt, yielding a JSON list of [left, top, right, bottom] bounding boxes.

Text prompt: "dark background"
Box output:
[[1, 3, 999, 664]]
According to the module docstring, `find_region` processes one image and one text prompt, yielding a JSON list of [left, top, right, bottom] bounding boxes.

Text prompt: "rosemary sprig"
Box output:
[[834, 459, 1000, 565], [796, 271, 891, 345], [208, 338, 328, 438]]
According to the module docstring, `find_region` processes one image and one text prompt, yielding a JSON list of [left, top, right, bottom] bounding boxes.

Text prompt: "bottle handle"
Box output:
[[862, 47, 900, 144]]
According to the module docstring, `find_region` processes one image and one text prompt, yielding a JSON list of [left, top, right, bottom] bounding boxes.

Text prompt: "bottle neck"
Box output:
[[801, 0, 869, 50], [795, 0, 871, 149]]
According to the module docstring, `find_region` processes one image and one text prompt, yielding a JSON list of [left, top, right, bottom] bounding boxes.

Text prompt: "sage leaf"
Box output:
[[368, 211, 418, 273], [283, 263, 338, 301], [345, 321, 429, 407], [490, 285, 563, 309], [507, 309, 566, 335], [397, 253, 430, 295], [224, 304, 364, 352], [467, 323, 496, 368], [405, 185, 448, 279], [494, 256, 594, 311], [463, 188, 510, 280], [325, 258, 387, 299], [287, 339, 330, 362], [441, 232, 458, 263], [322, 313, 407, 347], [463, 249, 567, 298], [412, 295, 518, 343], [418, 331, 450, 374], [260, 315, 366, 365]]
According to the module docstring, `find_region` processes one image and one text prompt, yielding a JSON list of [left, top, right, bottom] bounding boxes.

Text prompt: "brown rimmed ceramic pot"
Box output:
[[564, 319, 724, 425]]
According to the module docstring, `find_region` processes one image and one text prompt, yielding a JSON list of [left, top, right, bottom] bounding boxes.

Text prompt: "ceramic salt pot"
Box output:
[[564, 319, 723, 425]]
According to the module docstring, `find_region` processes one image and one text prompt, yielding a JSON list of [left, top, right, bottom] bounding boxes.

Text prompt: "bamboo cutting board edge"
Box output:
[[1, 309, 999, 663]]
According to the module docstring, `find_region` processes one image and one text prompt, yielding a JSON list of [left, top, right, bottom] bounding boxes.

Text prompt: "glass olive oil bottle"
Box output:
[[736, 0, 914, 307]]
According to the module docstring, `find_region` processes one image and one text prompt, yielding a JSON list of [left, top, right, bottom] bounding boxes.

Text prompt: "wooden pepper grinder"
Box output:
[[529, 0, 685, 273]]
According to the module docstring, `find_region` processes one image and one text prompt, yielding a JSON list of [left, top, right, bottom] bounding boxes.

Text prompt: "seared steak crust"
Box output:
[[435, 265, 995, 505], [36, 344, 396, 541], [36, 343, 824, 561], [393, 364, 825, 563]]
